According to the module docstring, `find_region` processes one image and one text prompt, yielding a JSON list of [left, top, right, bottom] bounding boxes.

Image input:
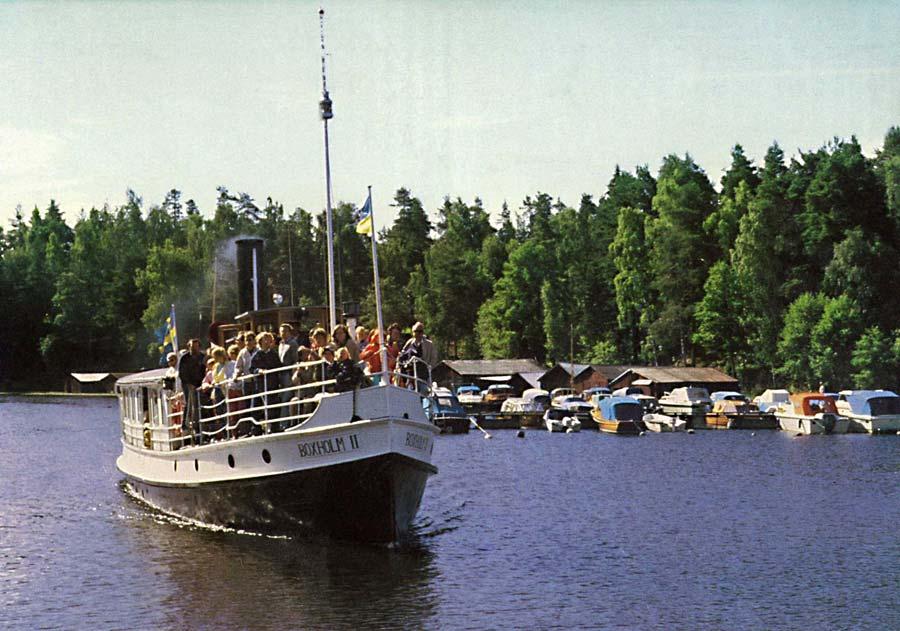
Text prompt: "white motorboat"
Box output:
[[543, 408, 571, 432], [658, 387, 712, 417], [835, 390, 900, 434], [753, 388, 791, 413], [642, 412, 686, 432], [774, 392, 850, 435]]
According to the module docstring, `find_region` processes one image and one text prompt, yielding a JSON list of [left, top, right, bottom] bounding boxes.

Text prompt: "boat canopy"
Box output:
[[790, 393, 838, 415], [521, 388, 549, 401], [666, 387, 711, 403], [612, 386, 643, 397], [115, 368, 169, 387], [756, 389, 790, 403], [599, 396, 643, 422], [710, 391, 745, 402], [839, 390, 900, 416]]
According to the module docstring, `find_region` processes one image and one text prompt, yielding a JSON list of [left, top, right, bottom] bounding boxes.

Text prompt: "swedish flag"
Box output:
[[354, 193, 373, 236], [159, 304, 178, 354]]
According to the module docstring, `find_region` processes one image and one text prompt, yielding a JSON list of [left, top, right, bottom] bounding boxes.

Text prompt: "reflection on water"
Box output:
[[118, 500, 439, 630]]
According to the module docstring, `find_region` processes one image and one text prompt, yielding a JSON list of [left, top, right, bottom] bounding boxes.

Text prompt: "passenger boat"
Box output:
[[658, 387, 712, 419], [774, 392, 850, 435], [428, 387, 470, 434], [501, 388, 550, 428], [835, 390, 900, 434], [116, 12, 438, 543], [116, 356, 438, 541], [705, 392, 776, 430], [590, 396, 644, 435], [641, 412, 685, 432]]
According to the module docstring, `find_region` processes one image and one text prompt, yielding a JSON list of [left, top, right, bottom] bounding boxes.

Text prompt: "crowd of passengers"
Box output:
[[161, 321, 438, 445]]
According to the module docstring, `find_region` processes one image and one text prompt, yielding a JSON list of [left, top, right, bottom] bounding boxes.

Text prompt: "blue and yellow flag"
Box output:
[[158, 304, 178, 355], [354, 193, 373, 236]]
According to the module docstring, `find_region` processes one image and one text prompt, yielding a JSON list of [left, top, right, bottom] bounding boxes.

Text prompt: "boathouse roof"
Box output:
[[611, 366, 737, 385], [437, 359, 546, 376]]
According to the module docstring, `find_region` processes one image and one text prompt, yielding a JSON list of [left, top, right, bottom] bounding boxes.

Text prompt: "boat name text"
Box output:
[[297, 434, 359, 458], [404, 432, 430, 451]]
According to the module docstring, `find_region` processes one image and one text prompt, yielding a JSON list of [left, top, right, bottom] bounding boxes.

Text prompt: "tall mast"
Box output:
[[319, 8, 338, 330]]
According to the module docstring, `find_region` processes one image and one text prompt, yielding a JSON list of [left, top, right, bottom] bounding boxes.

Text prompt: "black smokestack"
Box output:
[[236, 238, 264, 314]]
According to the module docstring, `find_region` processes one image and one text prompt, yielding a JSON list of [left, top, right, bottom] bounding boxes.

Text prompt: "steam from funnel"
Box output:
[[236, 238, 264, 314]]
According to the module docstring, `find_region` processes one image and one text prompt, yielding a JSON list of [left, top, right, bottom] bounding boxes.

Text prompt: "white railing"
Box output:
[[122, 356, 434, 452]]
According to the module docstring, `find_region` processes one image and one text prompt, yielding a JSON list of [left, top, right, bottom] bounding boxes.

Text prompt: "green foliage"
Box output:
[[646, 154, 718, 362], [693, 260, 748, 376], [415, 198, 494, 358], [477, 238, 555, 360], [777, 293, 826, 389], [810, 294, 864, 390], [851, 327, 899, 390], [3, 127, 900, 392], [609, 206, 653, 362]]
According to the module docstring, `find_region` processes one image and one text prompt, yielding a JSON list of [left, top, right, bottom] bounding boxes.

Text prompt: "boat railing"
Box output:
[[121, 355, 434, 452]]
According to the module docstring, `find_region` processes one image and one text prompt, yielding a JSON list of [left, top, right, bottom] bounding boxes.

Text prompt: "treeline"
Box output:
[[2, 129, 899, 391]]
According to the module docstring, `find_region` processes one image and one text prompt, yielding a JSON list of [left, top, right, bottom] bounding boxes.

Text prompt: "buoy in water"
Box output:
[[516, 430, 525, 438], [750, 432, 756, 436], [639, 431, 645, 436], [686, 429, 695, 434]]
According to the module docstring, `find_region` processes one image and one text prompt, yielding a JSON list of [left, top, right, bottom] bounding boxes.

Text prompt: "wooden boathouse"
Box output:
[[608, 366, 739, 398]]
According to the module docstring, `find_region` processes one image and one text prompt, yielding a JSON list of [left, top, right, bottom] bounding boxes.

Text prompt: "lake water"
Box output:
[[1, 396, 898, 630]]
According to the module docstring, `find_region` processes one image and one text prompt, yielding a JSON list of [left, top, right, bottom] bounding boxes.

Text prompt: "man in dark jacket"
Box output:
[[178, 339, 206, 444], [250, 332, 283, 432]]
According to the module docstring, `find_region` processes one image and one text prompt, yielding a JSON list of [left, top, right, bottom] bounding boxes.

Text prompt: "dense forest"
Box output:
[[2, 128, 899, 392]]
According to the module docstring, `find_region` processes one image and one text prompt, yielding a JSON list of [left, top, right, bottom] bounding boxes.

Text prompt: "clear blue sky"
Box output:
[[2, 0, 898, 228]]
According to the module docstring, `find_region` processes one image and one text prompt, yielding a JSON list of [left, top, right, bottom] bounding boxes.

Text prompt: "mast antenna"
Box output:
[[319, 7, 338, 330]]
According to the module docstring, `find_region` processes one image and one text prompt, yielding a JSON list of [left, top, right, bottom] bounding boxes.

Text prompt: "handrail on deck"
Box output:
[[119, 356, 434, 451]]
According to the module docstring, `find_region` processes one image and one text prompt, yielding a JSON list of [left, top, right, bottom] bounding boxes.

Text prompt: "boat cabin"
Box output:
[[116, 369, 183, 452], [790, 393, 838, 416], [836, 390, 900, 416], [597, 396, 643, 422]]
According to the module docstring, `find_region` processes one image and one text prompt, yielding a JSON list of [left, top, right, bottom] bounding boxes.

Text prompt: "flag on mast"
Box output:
[[161, 304, 179, 354], [360, 187, 389, 383], [354, 194, 373, 236]]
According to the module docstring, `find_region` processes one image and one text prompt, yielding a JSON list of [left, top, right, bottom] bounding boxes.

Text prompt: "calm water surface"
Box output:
[[1, 396, 897, 630]]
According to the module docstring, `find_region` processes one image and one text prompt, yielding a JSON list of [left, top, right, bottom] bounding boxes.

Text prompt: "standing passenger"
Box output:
[[177, 339, 206, 445]]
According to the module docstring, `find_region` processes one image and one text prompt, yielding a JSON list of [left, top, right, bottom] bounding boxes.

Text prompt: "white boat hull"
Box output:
[[776, 412, 849, 435], [117, 386, 438, 542], [843, 414, 900, 434]]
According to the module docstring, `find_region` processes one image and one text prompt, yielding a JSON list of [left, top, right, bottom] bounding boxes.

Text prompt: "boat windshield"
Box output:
[[868, 397, 900, 416], [614, 403, 643, 422]]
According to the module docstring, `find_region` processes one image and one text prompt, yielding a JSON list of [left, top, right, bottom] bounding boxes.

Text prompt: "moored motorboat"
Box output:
[[774, 392, 850, 435], [753, 388, 791, 414], [642, 412, 686, 432], [658, 387, 711, 426], [542, 408, 581, 433], [554, 395, 595, 428], [501, 388, 550, 428], [705, 393, 776, 430], [591, 396, 644, 435], [429, 387, 470, 434], [835, 390, 900, 434]]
